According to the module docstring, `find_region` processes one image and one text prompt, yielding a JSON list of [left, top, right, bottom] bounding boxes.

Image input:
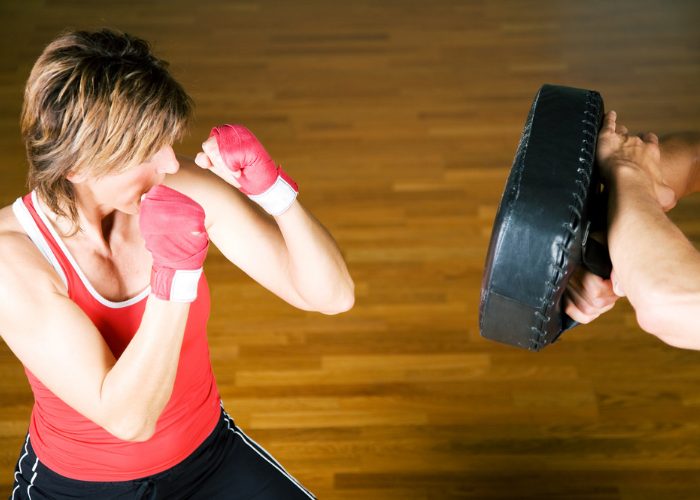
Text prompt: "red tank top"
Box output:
[[12, 192, 221, 481]]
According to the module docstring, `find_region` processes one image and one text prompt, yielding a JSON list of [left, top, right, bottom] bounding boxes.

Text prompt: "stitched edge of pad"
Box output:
[[528, 89, 602, 351]]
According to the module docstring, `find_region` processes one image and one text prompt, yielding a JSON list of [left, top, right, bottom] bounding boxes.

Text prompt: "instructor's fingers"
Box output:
[[564, 296, 598, 324], [641, 131, 659, 144], [564, 284, 604, 318], [567, 268, 617, 306], [564, 290, 616, 324], [603, 110, 617, 132]]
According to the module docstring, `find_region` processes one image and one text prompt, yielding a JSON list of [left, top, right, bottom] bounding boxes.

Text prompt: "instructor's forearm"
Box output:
[[275, 201, 354, 314], [99, 296, 189, 441], [608, 166, 700, 341]]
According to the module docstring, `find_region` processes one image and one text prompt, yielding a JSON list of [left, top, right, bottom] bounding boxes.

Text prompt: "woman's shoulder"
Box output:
[[0, 204, 32, 256], [167, 155, 249, 231], [169, 154, 226, 193], [0, 203, 22, 234], [0, 203, 65, 290]]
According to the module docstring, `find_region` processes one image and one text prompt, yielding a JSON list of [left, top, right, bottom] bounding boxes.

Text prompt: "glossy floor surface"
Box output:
[[0, 1, 699, 498]]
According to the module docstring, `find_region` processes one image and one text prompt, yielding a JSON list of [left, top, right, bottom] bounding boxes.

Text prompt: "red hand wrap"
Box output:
[[210, 124, 298, 215], [139, 185, 209, 302]]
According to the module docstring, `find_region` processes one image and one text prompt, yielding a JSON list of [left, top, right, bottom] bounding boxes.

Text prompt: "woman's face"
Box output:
[[83, 145, 180, 215]]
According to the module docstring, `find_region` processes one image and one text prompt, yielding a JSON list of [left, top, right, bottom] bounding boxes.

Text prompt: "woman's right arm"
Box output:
[[0, 232, 190, 442]]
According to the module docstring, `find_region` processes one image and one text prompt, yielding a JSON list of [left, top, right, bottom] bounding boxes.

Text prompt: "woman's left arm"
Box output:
[[166, 154, 354, 315]]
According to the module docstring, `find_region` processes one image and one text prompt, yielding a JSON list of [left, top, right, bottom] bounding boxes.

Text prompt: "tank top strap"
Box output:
[[13, 191, 151, 309], [12, 192, 74, 291]]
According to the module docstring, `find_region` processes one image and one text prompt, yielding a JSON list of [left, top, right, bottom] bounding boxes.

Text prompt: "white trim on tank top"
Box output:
[[16, 191, 150, 309], [12, 197, 68, 288]]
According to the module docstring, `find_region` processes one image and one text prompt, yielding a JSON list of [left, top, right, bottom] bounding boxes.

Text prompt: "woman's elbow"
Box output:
[[319, 280, 355, 315], [114, 427, 155, 443], [330, 291, 355, 315], [106, 418, 156, 443]]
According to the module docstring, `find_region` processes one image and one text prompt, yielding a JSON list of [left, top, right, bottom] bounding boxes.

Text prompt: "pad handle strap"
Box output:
[[562, 182, 612, 332]]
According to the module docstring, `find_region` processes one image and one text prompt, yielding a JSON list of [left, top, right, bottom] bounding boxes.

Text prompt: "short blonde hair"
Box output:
[[21, 28, 193, 232]]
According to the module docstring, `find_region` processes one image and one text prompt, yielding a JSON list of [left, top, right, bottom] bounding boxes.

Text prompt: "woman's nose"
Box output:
[[156, 146, 180, 174]]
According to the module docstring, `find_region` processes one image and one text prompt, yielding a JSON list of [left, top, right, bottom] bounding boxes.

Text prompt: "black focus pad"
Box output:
[[479, 84, 611, 351]]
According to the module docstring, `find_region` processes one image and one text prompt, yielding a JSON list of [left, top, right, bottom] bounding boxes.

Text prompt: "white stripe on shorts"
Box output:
[[26, 457, 39, 500], [11, 434, 30, 500], [221, 408, 315, 499]]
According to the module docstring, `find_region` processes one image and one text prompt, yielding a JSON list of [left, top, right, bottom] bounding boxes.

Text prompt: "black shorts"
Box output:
[[10, 406, 315, 499]]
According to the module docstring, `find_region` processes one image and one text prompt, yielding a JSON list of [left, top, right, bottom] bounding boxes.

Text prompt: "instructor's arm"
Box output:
[[599, 111, 700, 348]]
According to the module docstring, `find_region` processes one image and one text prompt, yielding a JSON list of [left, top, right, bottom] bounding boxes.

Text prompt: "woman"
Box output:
[[0, 28, 353, 499]]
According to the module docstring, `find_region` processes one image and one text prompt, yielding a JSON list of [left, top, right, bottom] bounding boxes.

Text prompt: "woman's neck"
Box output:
[[38, 191, 125, 257]]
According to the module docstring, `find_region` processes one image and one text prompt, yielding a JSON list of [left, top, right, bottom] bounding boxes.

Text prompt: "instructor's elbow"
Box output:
[[633, 291, 698, 349], [636, 307, 669, 341]]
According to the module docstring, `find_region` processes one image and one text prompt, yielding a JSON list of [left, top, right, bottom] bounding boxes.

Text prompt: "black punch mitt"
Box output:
[[479, 84, 612, 351]]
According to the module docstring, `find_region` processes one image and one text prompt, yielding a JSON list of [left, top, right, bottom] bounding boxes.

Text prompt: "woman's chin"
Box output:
[[119, 200, 141, 215]]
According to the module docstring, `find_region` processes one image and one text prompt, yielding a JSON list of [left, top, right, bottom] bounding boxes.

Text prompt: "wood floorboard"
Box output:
[[0, 0, 699, 497]]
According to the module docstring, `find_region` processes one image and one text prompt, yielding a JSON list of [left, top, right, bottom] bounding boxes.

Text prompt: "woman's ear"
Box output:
[[65, 168, 86, 184]]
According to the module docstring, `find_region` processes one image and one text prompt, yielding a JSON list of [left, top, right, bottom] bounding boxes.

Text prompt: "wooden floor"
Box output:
[[1, 0, 700, 498]]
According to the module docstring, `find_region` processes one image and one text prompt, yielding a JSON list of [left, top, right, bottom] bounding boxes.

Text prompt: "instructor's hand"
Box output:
[[597, 111, 677, 211], [564, 267, 623, 324]]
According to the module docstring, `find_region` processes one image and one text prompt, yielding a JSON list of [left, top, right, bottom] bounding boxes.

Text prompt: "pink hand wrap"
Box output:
[[209, 125, 298, 215], [139, 185, 209, 302]]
